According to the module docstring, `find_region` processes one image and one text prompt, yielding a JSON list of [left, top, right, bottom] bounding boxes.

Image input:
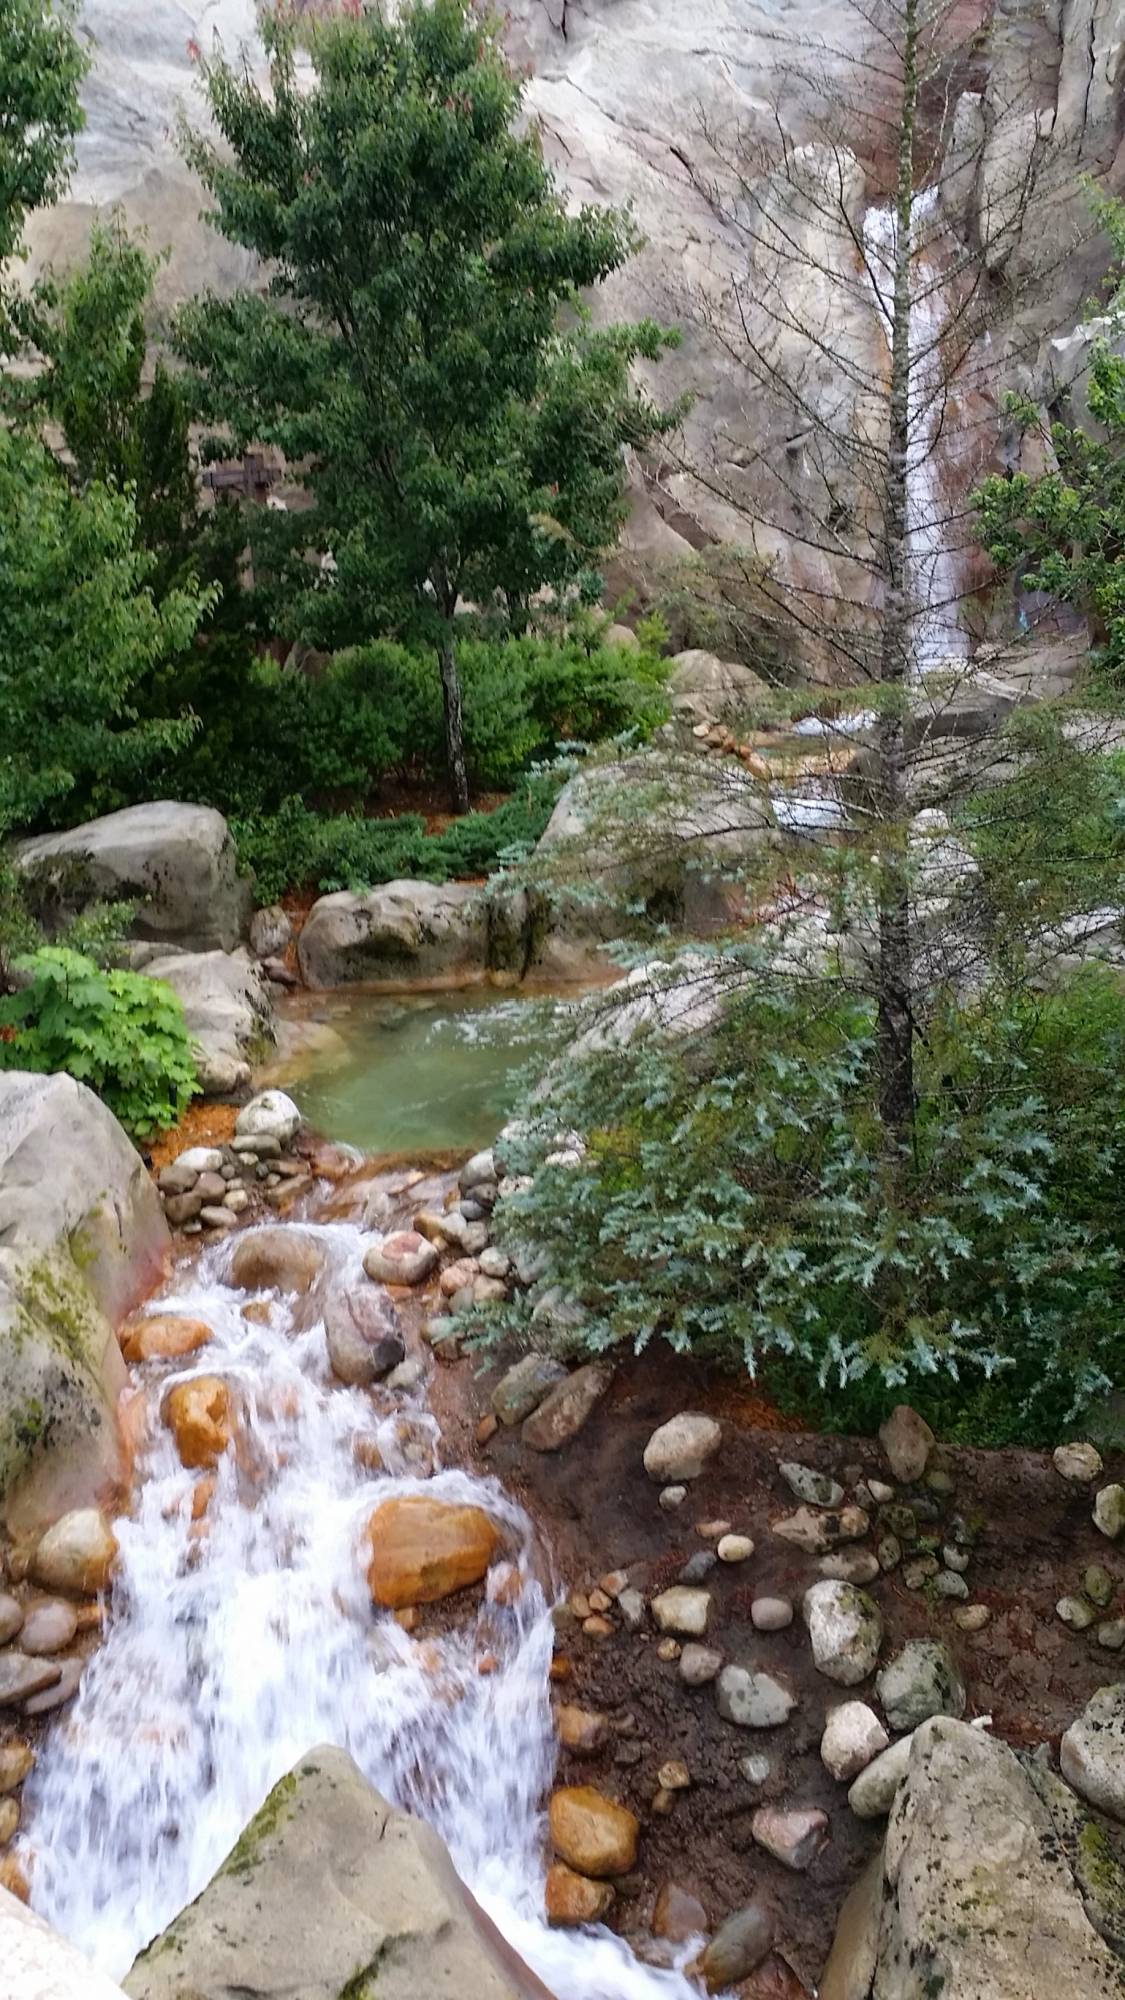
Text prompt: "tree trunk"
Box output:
[[874, 0, 919, 1154], [437, 619, 470, 814]]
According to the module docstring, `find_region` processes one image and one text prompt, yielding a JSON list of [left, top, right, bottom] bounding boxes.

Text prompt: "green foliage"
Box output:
[[0, 947, 198, 1138], [974, 200, 1125, 678], [175, 0, 679, 797], [0, 0, 86, 352], [234, 772, 561, 905], [484, 962, 1125, 1444], [0, 426, 210, 836]]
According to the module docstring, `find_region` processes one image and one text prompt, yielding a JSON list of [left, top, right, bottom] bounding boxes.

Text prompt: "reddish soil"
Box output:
[[148, 1101, 239, 1172], [458, 1343, 1125, 1989]]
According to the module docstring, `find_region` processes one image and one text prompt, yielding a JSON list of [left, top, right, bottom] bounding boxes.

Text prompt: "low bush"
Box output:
[[0, 946, 198, 1138], [482, 963, 1125, 1446], [232, 771, 562, 904]]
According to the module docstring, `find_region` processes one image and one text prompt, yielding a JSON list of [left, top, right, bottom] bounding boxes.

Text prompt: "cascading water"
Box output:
[[21, 1218, 702, 1999], [863, 186, 968, 673]]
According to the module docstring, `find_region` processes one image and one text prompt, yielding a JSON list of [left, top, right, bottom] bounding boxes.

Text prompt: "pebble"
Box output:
[[588, 1589, 612, 1614], [18, 1599, 78, 1655], [659, 1485, 688, 1512], [643, 1413, 722, 1483], [23, 1657, 83, 1714], [717, 1534, 754, 1564], [386, 1357, 426, 1393], [848, 1734, 914, 1818], [817, 1549, 880, 1585], [545, 1861, 615, 1927], [617, 1589, 646, 1631], [599, 1571, 628, 1598], [1094, 1485, 1125, 1540], [556, 1705, 610, 1754], [942, 1544, 970, 1573], [652, 1588, 711, 1637], [176, 1146, 223, 1174], [696, 1518, 731, 1539], [1097, 1619, 1125, 1650], [772, 1505, 869, 1553], [934, 1570, 969, 1600], [926, 1468, 955, 1495], [867, 1479, 895, 1505], [656, 1638, 682, 1663], [739, 1753, 772, 1786], [877, 1535, 902, 1572], [582, 1615, 614, 1639], [223, 1188, 250, 1213], [200, 1206, 237, 1230], [1054, 1441, 1103, 1484], [657, 1759, 691, 1791], [750, 1804, 829, 1871], [680, 1552, 718, 1584], [820, 1701, 889, 1782], [0, 1741, 33, 1792], [779, 1461, 844, 1508], [679, 1643, 723, 1687], [478, 1247, 511, 1280], [878, 1405, 934, 1483], [0, 1797, 18, 1847], [803, 1580, 883, 1686], [652, 1881, 707, 1944], [1057, 1594, 1097, 1631], [1086, 1564, 1114, 1608], [751, 1597, 793, 1632], [159, 1160, 199, 1194], [952, 1604, 990, 1632], [716, 1664, 797, 1729], [0, 1596, 22, 1645], [903, 1555, 939, 1590], [877, 1640, 965, 1730], [699, 1902, 774, 1989]]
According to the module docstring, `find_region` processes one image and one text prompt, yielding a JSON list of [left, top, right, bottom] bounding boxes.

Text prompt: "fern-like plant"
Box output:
[[0, 947, 198, 1139]]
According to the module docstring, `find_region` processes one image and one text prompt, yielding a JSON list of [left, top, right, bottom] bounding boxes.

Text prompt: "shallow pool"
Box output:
[[274, 987, 577, 1155]]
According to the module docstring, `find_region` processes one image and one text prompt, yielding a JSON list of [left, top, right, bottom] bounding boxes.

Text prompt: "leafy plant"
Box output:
[[0, 0, 86, 354], [481, 963, 1125, 1445], [0, 947, 199, 1138], [176, 0, 678, 805]]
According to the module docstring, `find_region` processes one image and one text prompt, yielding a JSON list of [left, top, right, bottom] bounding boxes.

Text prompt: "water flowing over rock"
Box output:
[[0, 1073, 168, 1524], [365, 1495, 501, 1608], [323, 1290, 405, 1388], [822, 1718, 1125, 2000], [161, 1379, 236, 1473], [124, 1747, 553, 2000], [120, 1316, 213, 1365], [228, 1228, 325, 1297]]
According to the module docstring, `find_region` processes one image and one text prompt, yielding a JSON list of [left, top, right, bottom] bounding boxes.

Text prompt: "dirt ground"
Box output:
[[448, 1342, 1125, 1988]]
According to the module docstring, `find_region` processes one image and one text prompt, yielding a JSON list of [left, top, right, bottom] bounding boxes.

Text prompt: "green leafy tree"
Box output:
[[176, 0, 677, 808], [0, 426, 211, 836], [0, 0, 86, 353]]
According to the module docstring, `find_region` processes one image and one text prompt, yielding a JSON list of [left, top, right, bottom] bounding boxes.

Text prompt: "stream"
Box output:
[[21, 1197, 702, 1997]]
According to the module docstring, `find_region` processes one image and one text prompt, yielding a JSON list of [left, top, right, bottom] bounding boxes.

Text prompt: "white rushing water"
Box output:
[[22, 1220, 702, 1999], [863, 187, 968, 673]]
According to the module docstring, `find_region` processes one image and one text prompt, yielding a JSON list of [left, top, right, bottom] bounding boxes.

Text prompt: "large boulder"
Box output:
[[532, 753, 776, 977], [667, 649, 769, 726], [16, 802, 251, 952], [140, 950, 274, 1096], [124, 1746, 552, 2000], [0, 1073, 169, 1527], [3, 1883, 131, 2000], [820, 1717, 1125, 2000], [298, 880, 513, 989], [364, 1495, 501, 1608]]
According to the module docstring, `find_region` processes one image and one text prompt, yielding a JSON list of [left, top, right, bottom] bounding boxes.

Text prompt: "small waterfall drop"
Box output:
[[22, 1221, 701, 1999], [863, 186, 968, 672]]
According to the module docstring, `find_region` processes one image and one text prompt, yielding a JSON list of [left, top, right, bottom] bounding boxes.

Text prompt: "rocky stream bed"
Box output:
[[4, 1072, 1125, 1998]]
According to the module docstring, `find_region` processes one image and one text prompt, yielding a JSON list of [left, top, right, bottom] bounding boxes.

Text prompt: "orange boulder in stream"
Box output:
[[162, 1377, 235, 1470], [121, 1315, 213, 1364], [365, 1496, 501, 1609]]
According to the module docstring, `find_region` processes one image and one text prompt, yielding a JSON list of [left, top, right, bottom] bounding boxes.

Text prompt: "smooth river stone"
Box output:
[[0, 1595, 22, 1645], [18, 1599, 78, 1656], [0, 1652, 62, 1707]]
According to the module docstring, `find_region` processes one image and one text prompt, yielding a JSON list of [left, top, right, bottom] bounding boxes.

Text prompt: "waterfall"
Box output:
[[20, 1221, 701, 1999], [863, 187, 968, 672]]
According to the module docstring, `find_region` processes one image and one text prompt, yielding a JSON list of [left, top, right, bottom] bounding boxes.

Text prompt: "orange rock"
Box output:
[[74, 1602, 105, 1634], [477, 1652, 499, 1675], [0, 1852, 30, 1901], [583, 1614, 614, 1638], [365, 1496, 500, 1609], [241, 1301, 272, 1326], [548, 1786, 639, 1877], [161, 1377, 235, 1470], [545, 1862, 615, 1927], [191, 1476, 216, 1522], [549, 1656, 573, 1683], [121, 1316, 213, 1364], [353, 1437, 385, 1473], [476, 1413, 498, 1446], [556, 1704, 610, 1754], [394, 1607, 419, 1633]]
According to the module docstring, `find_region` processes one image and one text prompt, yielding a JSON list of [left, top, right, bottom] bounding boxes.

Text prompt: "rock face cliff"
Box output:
[[25, 3, 1125, 606]]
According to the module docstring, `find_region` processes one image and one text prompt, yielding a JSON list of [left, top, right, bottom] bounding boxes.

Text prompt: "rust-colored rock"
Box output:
[[365, 1496, 501, 1609], [121, 1315, 213, 1364], [545, 1861, 616, 1926], [548, 1785, 639, 1877], [556, 1704, 610, 1754], [161, 1376, 235, 1470]]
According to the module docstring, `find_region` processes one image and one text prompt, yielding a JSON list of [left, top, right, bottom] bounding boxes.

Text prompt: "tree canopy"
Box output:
[[176, 0, 677, 804]]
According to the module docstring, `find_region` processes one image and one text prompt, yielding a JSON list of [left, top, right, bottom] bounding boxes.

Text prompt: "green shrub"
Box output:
[[0, 946, 198, 1138], [232, 772, 562, 903], [482, 962, 1125, 1446]]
